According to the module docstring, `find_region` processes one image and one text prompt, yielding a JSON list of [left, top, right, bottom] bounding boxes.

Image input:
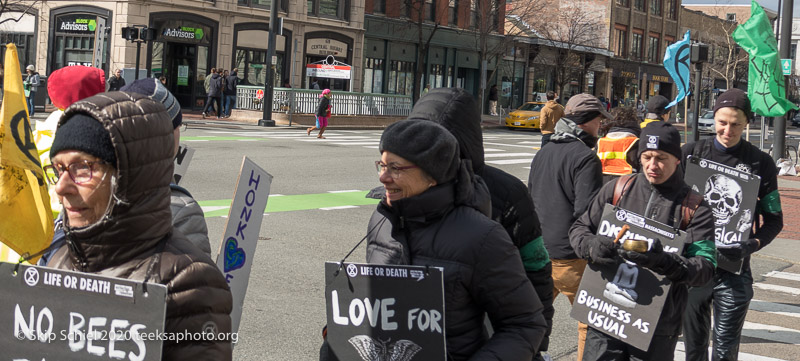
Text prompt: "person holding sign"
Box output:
[[681, 88, 784, 361], [44, 92, 233, 359], [570, 122, 716, 361], [366, 120, 547, 360]]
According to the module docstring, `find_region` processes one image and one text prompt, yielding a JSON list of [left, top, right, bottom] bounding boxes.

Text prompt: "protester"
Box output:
[[107, 69, 126, 91], [224, 68, 239, 118], [122, 78, 212, 257], [488, 84, 499, 116], [311, 78, 320, 90], [539, 91, 564, 148], [528, 93, 611, 361], [597, 107, 642, 184], [307, 89, 331, 138], [203, 68, 223, 119], [636, 99, 645, 118], [640, 95, 671, 128], [570, 122, 716, 361], [366, 119, 547, 360], [44, 92, 233, 359], [681, 88, 784, 361], [417, 88, 555, 361], [24, 65, 40, 117]]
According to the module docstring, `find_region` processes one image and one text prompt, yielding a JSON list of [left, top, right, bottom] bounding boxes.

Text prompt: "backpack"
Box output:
[[612, 174, 703, 231]]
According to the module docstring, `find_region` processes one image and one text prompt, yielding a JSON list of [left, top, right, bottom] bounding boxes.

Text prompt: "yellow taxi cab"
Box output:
[[505, 102, 546, 130]]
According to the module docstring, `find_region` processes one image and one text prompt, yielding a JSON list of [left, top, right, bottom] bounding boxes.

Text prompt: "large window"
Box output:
[[430, 64, 444, 88], [387, 60, 415, 95], [631, 32, 643, 60], [616, 0, 630, 7], [614, 26, 627, 57], [0, 33, 35, 72], [647, 35, 660, 63], [666, 0, 676, 19], [235, 48, 283, 87], [363, 57, 384, 93], [634, 0, 645, 12], [239, 0, 288, 11], [650, 0, 661, 16], [449, 0, 458, 25], [308, 0, 348, 20], [373, 0, 385, 13]]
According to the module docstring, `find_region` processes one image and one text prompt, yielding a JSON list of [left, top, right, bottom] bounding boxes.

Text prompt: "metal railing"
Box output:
[[236, 86, 413, 116]]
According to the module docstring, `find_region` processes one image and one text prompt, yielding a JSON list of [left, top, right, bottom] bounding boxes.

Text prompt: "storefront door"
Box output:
[[165, 43, 196, 109]]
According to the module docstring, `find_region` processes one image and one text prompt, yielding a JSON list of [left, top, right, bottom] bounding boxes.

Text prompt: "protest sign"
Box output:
[[172, 144, 195, 185], [325, 262, 446, 361], [215, 157, 272, 334], [0, 262, 166, 360], [570, 204, 686, 351], [684, 156, 760, 273]]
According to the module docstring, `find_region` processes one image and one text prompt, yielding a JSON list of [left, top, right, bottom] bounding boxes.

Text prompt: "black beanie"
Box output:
[[50, 113, 117, 165], [379, 120, 459, 184], [638, 122, 682, 161]]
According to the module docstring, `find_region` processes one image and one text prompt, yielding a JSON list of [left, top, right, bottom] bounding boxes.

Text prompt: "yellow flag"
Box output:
[[0, 43, 54, 263]]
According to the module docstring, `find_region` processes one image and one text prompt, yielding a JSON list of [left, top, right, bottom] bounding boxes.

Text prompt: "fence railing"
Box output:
[[236, 86, 413, 116]]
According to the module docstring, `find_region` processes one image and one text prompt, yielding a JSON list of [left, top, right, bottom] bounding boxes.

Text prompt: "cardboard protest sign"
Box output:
[[215, 157, 272, 334], [325, 262, 446, 361], [0, 262, 167, 360], [570, 204, 686, 351], [684, 156, 760, 273], [172, 144, 195, 185]]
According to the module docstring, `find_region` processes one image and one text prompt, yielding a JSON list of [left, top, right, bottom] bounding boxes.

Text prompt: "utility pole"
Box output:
[[690, 42, 708, 142], [773, 0, 793, 161], [259, 0, 279, 127]]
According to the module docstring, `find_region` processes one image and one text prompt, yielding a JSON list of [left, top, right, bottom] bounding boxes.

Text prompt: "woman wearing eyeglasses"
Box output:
[[366, 120, 547, 360], [43, 92, 233, 360]]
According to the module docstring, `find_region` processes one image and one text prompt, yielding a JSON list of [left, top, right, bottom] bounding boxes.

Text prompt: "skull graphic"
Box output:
[[704, 174, 743, 226]]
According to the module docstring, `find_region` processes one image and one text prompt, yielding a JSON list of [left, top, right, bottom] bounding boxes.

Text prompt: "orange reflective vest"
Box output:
[[597, 136, 638, 175]]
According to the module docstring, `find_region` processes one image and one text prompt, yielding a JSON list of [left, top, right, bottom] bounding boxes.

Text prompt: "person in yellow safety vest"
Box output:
[[598, 107, 642, 184], [640, 95, 672, 128]]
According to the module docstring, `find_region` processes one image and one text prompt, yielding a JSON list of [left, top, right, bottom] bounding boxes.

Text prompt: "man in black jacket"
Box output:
[[417, 88, 554, 361], [570, 122, 717, 361], [202, 69, 222, 119], [528, 93, 610, 360], [223, 68, 239, 118], [681, 89, 784, 361]]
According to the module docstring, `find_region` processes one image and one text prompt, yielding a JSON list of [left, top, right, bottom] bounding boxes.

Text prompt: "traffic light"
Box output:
[[121, 27, 139, 41], [691, 43, 709, 63], [121, 26, 154, 42]]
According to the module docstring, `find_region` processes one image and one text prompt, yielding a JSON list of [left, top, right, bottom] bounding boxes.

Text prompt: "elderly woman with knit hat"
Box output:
[[43, 92, 233, 360], [365, 120, 547, 360]]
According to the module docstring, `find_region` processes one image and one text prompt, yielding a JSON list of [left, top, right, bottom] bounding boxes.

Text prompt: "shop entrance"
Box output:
[[164, 43, 197, 109]]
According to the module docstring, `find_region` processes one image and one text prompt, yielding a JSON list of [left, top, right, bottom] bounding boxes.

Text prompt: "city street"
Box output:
[[176, 122, 800, 360]]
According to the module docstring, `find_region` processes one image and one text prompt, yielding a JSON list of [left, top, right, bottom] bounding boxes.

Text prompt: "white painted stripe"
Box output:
[[483, 148, 504, 152], [363, 146, 379, 149], [674, 341, 786, 361], [238, 139, 258, 141], [484, 152, 535, 158], [517, 141, 541, 144], [186, 140, 209, 142], [486, 159, 532, 165], [764, 271, 800, 282], [523, 166, 531, 169], [319, 206, 359, 210], [201, 206, 229, 213], [743, 321, 800, 345], [328, 190, 361, 193], [754, 283, 800, 296], [269, 194, 284, 197], [330, 142, 380, 145], [484, 141, 541, 149], [749, 299, 800, 318]]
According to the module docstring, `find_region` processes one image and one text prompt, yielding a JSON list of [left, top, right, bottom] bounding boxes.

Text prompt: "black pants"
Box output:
[[541, 133, 553, 148], [582, 327, 679, 361], [528, 262, 555, 360], [682, 270, 753, 361], [203, 96, 221, 116]]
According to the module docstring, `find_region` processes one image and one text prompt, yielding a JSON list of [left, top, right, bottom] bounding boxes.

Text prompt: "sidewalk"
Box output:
[[768, 176, 800, 264]]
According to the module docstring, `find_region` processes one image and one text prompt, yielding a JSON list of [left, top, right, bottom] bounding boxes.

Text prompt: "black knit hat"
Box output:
[[646, 95, 670, 116], [638, 121, 682, 161], [50, 113, 117, 165], [713, 88, 752, 120], [379, 120, 459, 184]]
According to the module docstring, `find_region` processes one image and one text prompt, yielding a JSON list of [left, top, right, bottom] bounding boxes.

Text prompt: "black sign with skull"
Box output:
[[684, 156, 760, 273]]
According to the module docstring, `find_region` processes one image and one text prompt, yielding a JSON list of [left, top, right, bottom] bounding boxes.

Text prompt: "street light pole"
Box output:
[[773, 0, 794, 162], [259, 0, 279, 127]]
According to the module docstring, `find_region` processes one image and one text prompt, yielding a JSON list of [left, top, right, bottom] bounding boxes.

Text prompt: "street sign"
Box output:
[[255, 89, 264, 100], [782, 59, 792, 75]]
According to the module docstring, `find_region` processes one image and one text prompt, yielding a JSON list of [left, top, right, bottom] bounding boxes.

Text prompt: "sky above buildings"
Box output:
[[681, 0, 800, 17]]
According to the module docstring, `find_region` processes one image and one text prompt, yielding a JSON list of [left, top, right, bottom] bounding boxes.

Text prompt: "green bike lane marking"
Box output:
[[198, 190, 379, 217], [182, 136, 268, 141]]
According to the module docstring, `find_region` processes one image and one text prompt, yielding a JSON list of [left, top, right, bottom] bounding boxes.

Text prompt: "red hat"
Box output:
[[47, 66, 106, 110]]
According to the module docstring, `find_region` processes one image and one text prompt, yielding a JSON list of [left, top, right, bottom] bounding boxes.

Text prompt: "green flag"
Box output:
[[732, 0, 798, 116]]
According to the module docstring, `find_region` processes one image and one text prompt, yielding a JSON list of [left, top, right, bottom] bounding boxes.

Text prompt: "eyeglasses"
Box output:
[[375, 161, 418, 178], [43, 160, 108, 185]]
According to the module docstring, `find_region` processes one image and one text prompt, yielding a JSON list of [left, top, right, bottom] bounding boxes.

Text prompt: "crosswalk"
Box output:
[[673, 265, 800, 361]]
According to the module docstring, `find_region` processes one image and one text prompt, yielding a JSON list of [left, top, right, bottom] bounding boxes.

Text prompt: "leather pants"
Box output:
[[682, 270, 754, 361]]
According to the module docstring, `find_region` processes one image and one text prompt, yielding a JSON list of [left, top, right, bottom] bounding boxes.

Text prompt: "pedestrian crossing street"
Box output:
[[673, 264, 800, 361]]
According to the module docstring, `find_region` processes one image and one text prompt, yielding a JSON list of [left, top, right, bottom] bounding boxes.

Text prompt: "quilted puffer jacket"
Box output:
[[46, 92, 233, 360]]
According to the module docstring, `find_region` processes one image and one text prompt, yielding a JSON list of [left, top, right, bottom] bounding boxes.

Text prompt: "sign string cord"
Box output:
[[334, 217, 387, 277]]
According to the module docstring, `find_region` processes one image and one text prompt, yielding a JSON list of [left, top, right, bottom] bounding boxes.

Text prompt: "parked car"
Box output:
[[505, 102, 546, 130], [697, 110, 716, 134], [791, 113, 800, 127]]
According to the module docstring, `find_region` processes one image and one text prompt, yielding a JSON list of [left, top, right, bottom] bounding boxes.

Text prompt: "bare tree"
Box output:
[[703, 17, 748, 90], [0, 0, 38, 26], [397, 0, 443, 103]]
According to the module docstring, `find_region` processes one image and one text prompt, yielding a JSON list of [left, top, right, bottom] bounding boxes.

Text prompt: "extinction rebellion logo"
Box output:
[[163, 26, 204, 40], [60, 18, 96, 32]]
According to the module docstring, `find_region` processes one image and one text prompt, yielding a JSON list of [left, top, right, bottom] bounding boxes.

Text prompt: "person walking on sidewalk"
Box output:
[[223, 68, 239, 118], [107, 69, 126, 91], [307, 89, 331, 138], [539, 91, 564, 148], [681, 88, 784, 361], [489, 84, 499, 116], [528, 93, 611, 361], [202, 68, 223, 119], [24, 65, 40, 117]]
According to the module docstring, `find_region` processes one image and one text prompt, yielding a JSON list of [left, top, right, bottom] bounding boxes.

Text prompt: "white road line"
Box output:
[[754, 283, 800, 296], [742, 321, 800, 345], [483, 153, 535, 158], [750, 300, 800, 318], [330, 142, 380, 145], [486, 159, 532, 165], [483, 141, 540, 149], [200, 206, 229, 213], [328, 190, 361, 193], [186, 140, 209, 142], [517, 141, 541, 144], [363, 146, 379, 149], [764, 271, 800, 282], [483, 148, 504, 152], [674, 341, 786, 361], [238, 139, 258, 141], [319, 206, 359, 210]]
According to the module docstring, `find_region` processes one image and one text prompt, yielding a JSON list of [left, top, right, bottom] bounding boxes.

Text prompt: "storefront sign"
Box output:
[[306, 38, 348, 57], [177, 65, 189, 86], [0, 262, 167, 360], [684, 156, 760, 273], [650, 75, 670, 83], [56, 15, 97, 34], [153, 20, 211, 46], [162, 26, 204, 41], [571, 204, 686, 351], [325, 262, 446, 360], [305, 64, 351, 80], [617, 70, 636, 78]]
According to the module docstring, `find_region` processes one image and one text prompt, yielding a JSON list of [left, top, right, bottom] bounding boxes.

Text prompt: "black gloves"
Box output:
[[717, 238, 760, 261], [619, 238, 688, 282], [582, 236, 618, 266]]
